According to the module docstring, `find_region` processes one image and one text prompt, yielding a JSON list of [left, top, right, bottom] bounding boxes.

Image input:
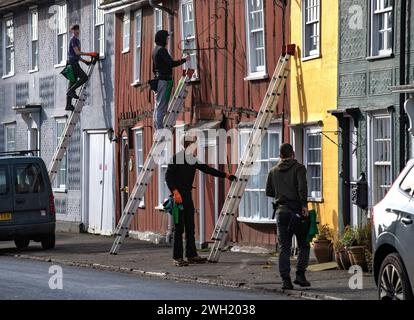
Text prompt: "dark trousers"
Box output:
[[173, 191, 197, 260], [277, 208, 310, 280], [66, 62, 88, 107]]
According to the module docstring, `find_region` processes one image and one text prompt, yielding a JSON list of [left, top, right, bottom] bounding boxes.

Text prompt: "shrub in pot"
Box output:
[[333, 238, 345, 270], [346, 223, 372, 272], [313, 224, 333, 263]]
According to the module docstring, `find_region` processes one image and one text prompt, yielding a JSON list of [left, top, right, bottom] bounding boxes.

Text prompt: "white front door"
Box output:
[[85, 132, 115, 235]]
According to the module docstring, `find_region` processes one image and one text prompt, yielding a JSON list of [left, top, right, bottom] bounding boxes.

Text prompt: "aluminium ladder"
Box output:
[[208, 45, 295, 263], [48, 57, 98, 182], [110, 68, 195, 255]]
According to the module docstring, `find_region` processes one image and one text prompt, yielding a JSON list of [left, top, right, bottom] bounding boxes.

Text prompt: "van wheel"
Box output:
[[14, 238, 30, 249], [41, 233, 55, 250], [378, 253, 414, 300]]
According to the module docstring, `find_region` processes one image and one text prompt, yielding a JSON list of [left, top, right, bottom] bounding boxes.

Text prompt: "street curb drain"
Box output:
[[8, 253, 346, 301]]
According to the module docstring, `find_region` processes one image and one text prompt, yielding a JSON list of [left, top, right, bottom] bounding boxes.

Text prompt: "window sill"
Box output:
[[29, 68, 39, 74], [366, 53, 394, 61], [122, 49, 130, 54], [244, 73, 268, 81], [53, 188, 67, 193], [155, 205, 165, 211], [54, 63, 66, 69], [2, 73, 15, 79], [302, 54, 321, 62], [131, 80, 141, 87], [308, 197, 323, 203], [237, 217, 276, 224]]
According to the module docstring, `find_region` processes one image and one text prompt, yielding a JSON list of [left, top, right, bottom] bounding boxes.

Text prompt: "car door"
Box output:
[[13, 161, 49, 224], [0, 163, 13, 226], [392, 166, 414, 287]]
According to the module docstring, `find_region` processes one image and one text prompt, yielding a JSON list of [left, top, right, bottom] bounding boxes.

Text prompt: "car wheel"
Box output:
[[41, 233, 55, 250], [14, 238, 30, 249], [378, 253, 414, 300]]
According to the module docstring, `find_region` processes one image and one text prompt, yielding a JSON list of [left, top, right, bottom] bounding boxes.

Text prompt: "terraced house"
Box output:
[[335, 0, 414, 228], [0, 0, 116, 235], [101, 0, 291, 249], [289, 1, 340, 233]]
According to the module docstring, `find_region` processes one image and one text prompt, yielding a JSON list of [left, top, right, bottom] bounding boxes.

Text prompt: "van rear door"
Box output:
[[12, 162, 50, 224], [0, 164, 13, 225]]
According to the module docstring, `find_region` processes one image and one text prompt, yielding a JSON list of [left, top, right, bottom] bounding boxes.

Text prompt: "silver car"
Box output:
[[372, 160, 414, 300]]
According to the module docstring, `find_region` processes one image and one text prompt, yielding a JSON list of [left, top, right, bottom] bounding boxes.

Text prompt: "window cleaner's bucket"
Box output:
[[61, 64, 76, 82]]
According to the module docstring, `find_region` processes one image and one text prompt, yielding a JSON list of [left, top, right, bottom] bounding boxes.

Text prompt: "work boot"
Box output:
[[67, 90, 79, 100], [187, 256, 207, 264], [282, 278, 294, 290], [173, 258, 189, 267], [294, 272, 311, 287]]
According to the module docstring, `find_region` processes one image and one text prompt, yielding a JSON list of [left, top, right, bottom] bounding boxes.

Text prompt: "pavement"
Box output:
[[0, 256, 291, 300], [0, 232, 377, 300]]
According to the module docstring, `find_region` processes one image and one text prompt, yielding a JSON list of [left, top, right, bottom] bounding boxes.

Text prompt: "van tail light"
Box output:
[[49, 194, 56, 215]]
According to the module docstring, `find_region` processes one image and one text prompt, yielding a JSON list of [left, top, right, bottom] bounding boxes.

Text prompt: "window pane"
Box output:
[[32, 40, 39, 69], [15, 164, 45, 194], [0, 167, 8, 195]]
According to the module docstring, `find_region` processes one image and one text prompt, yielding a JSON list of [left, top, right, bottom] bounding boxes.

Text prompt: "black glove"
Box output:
[[228, 175, 237, 182], [84, 60, 91, 66]]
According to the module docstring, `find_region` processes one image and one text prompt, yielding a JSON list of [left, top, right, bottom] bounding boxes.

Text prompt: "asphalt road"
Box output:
[[0, 256, 296, 300]]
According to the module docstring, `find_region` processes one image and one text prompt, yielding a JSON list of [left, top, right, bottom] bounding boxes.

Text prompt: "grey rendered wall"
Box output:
[[0, 0, 115, 226], [338, 0, 414, 225]]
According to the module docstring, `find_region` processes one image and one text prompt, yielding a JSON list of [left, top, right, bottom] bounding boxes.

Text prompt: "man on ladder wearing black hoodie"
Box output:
[[152, 30, 190, 130]]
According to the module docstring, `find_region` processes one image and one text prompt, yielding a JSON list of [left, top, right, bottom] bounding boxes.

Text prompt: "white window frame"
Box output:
[[4, 123, 16, 152], [122, 12, 131, 53], [134, 128, 145, 208], [245, 0, 267, 79], [94, 0, 105, 58], [133, 10, 142, 84], [237, 125, 281, 223], [157, 139, 173, 209], [180, 0, 198, 79], [370, 0, 394, 57], [2, 15, 15, 78], [54, 118, 68, 192], [304, 126, 323, 202], [302, 0, 320, 59], [28, 7, 39, 73], [154, 7, 163, 33], [55, 2, 67, 67], [367, 111, 393, 207]]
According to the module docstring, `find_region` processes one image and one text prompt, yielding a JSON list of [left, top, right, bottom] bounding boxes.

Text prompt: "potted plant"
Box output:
[[333, 238, 345, 270], [347, 223, 371, 271], [313, 224, 333, 263], [339, 225, 355, 270]]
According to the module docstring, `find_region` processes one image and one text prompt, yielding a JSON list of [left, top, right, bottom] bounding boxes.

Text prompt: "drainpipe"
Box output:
[[400, 0, 407, 170], [149, 0, 175, 245]]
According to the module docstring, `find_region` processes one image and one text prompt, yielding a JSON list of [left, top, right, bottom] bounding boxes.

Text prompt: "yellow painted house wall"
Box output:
[[290, 1, 339, 234]]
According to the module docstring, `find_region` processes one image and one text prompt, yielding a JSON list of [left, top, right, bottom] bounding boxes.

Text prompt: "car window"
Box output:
[[0, 166, 9, 195], [400, 166, 414, 195], [15, 163, 45, 194]]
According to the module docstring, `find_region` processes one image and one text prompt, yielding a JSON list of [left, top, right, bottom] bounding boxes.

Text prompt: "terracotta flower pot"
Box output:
[[340, 249, 352, 270], [313, 239, 333, 263], [348, 245, 368, 271], [335, 251, 344, 270]]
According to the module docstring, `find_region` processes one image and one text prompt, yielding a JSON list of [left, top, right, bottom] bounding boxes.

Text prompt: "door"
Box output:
[[120, 137, 129, 212], [199, 136, 219, 245], [0, 164, 13, 226], [86, 132, 115, 235], [349, 119, 359, 227]]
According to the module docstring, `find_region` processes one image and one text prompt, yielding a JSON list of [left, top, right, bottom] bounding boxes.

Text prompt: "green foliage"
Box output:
[[316, 224, 333, 240]]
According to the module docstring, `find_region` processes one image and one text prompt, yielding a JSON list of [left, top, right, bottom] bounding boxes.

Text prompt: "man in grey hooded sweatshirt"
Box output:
[[266, 143, 311, 290]]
